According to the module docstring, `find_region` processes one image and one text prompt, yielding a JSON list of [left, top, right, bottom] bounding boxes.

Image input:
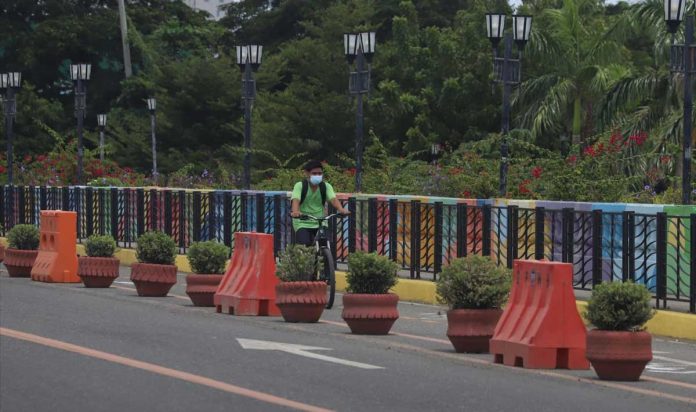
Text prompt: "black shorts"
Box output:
[[294, 228, 318, 247]]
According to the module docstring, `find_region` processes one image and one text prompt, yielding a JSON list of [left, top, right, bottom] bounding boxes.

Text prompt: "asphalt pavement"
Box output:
[[1, 266, 695, 412]]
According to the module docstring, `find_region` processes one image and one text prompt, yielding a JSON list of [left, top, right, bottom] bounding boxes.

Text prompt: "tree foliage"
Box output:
[[1, 0, 694, 202]]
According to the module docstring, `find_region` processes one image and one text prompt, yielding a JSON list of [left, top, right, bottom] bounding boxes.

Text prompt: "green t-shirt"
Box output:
[[291, 181, 336, 231]]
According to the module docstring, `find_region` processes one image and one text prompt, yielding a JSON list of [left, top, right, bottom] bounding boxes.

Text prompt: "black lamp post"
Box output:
[[665, 0, 694, 204], [344, 32, 376, 193], [147, 97, 157, 184], [486, 13, 532, 197], [1, 72, 21, 229], [236, 44, 263, 190], [70, 63, 91, 185], [431, 143, 441, 166], [97, 114, 107, 163], [1, 72, 21, 187]]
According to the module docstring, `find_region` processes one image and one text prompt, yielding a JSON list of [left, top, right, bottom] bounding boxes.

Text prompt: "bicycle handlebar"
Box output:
[[290, 212, 347, 221]]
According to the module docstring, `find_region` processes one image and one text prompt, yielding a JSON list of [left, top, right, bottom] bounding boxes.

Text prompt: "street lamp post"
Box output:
[[97, 114, 107, 163], [486, 14, 532, 197], [70, 63, 91, 185], [344, 32, 376, 193], [665, 0, 694, 204], [236, 44, 263, 190], [1, 72, 21, 229], [1, 72, 21, 187], [147, 98, 157, 184]]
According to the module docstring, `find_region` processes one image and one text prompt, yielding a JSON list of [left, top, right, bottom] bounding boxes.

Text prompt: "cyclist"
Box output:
[[290, 160, 350, 246]]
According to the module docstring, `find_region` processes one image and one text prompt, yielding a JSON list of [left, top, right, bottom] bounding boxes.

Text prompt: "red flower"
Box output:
[[23, 155, 32, 163], [518, 179, 532, 194], [609, 131, 622, 147], [584, 146, 597, 157], [345, 168, 356, 176], [36, 154, 47, 162], [567, 155, 578, 164], [628, 131, 648, 146], [531, 166, 543, 179], [462, 191, 472, 198], [93, 168, 103, 177], [660, 155, 671, 165], [0, 165, 5, 174]]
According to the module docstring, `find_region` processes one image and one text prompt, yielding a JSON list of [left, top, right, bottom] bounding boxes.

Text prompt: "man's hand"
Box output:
[[291, 211, 302, 218]]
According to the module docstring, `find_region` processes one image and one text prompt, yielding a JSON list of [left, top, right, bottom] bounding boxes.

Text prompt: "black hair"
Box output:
[[303, 160, 324, 171]]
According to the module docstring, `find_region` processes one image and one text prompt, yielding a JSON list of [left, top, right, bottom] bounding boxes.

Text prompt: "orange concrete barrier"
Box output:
[[31, 211, 79, 283], [490, 260, 589, 369], [214, 232, 280, 316]]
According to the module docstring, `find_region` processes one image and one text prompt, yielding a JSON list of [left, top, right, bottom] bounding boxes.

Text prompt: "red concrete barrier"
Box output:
[[490, 260, 589, 369], [214, 232, 280, 316], [31, 211, 79, 283]]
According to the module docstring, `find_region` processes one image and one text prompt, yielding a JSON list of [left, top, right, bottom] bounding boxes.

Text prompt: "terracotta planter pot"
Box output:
[[586, 330, 652, 381], [78, 256, 120, 288], [0, 244, 5, 263], [130, 263, 177, 297], [4, 249, 38, 278], [275, 281, 327, 323], [185, 274, 224, 307], [341, 293, 399, 335], [446, 309, 503, 353]]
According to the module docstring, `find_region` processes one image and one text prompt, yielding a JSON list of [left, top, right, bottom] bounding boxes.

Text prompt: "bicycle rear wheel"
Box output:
[[319, 247, 336, 309]]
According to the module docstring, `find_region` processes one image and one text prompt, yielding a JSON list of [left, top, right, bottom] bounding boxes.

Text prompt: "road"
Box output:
[[1, 267, 695, 412]]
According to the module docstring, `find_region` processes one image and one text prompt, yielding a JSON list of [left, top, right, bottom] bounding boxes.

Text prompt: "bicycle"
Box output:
[[291, 212, 346, 309]]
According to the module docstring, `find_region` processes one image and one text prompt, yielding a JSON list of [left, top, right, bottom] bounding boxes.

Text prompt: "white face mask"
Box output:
[[310, 175, 323, 185]]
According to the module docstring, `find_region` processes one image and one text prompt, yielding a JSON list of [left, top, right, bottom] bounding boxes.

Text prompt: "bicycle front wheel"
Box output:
[[319, 247, 336, 309]]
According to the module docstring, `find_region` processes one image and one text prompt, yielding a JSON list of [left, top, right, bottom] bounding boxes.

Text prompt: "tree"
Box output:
[[516, 0, 629, 149]]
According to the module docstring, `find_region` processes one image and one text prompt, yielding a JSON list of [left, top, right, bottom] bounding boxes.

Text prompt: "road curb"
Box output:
[[1, 237, 693, 341]]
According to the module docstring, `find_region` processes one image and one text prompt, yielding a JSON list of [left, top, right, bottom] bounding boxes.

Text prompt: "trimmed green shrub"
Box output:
[[85, 235, 117, 257], [7, 224, 40, 250], [187, 241, 229, 274], [585, 281, 654, 331], [136, 231, 177, 265], [275, 244, 317, 282], [436, 256, 511, 309], [346, 252, 399, 294]]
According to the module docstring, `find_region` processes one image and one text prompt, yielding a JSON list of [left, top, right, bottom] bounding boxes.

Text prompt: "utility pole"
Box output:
[[118, 0, 133, 78]]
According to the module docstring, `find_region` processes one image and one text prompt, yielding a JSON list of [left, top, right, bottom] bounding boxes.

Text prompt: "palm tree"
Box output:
[[597, 0, 694, 182], [515, 0, 629, 149]]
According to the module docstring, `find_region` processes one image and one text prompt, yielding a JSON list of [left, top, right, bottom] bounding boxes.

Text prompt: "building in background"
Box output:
[[183, 0, 235, 20]]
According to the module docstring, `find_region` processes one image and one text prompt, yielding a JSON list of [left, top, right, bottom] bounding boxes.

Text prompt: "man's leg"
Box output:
[[294, 228, 318, 246]]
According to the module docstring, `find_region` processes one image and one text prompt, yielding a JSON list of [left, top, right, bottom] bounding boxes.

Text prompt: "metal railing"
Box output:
[[2, 185, 694, 313]]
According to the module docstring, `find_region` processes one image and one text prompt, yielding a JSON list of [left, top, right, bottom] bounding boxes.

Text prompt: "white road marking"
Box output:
[[653, 356, 696, 367], [647, 355, 696, 374], [237, 338, 383, 370]]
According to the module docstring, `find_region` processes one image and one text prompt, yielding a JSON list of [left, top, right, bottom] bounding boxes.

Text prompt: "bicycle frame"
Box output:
[[295, 212, 344, 252]]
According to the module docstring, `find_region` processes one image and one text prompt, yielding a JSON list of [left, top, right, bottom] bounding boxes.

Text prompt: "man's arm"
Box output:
[[291, 182, 302, 217], [291, 199, 301, 217], [330, 197, 350, 215]]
